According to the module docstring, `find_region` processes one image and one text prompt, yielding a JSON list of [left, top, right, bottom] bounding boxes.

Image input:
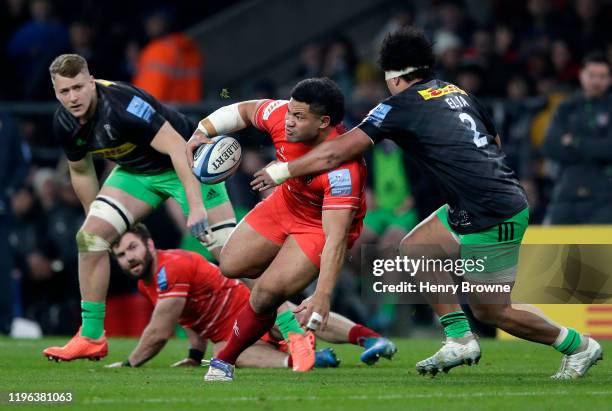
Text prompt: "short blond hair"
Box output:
[[49, 54, 89, 78]]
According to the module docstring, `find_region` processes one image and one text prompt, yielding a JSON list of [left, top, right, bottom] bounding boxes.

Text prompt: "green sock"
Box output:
[[439, 311, 471, 338], [553, 327, 582, 355], [275, 310, 304, 340], [81, 301, 105, 339]]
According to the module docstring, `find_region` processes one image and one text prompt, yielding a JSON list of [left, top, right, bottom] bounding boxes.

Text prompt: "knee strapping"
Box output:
[[88, 195, 135, 234], [78, 196, 135, 252], [206, 218, 237, 252]]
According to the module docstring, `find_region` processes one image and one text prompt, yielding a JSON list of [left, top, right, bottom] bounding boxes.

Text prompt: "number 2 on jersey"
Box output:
[[459, 113, 488, 148]]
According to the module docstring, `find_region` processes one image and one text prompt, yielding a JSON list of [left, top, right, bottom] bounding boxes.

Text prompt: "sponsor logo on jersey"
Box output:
[[418, 84, 467, 100], [233, 320, 240, 337], [364, 103, 392, 128], [157, 266, 168, 291], [90, 143, 137, 158], [328, 169, 352, 196], [126, 95, 155, 123], [262, 100, 288, 120]]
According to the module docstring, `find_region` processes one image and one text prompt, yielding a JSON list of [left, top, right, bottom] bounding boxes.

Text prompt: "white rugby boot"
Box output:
[[416, 332, 481, 376], [204, 358, 234, 381], [551, 336, 603, 380]]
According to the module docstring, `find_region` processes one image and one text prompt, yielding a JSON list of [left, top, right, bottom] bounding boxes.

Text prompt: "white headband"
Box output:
[[384, 66, 428, 80]]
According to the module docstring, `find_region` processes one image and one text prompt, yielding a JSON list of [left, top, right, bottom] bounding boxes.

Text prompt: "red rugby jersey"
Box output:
[[138, 249, 247, 342], [253, 99, 366, 223]]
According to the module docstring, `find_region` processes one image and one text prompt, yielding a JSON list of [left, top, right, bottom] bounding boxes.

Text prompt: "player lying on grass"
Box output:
[[186, 78, 396, 381], [104, 223, 395, 369], [248, 28, 603, 380]]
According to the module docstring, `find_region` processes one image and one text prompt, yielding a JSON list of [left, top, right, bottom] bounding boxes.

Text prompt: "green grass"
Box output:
[[1, 337, 611, 410]]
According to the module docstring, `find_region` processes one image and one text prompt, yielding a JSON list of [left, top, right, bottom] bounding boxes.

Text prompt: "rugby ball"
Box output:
[[192, 135, 242, 184]]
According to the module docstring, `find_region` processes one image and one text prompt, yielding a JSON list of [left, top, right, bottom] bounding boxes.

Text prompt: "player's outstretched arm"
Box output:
[[151, 121, 212, 244], [67, 154, 99, 214], [124, 297, 186, 367], [251, 127, 373, 191], [186, 100, 266, 167], [295, 209, 355, 331]]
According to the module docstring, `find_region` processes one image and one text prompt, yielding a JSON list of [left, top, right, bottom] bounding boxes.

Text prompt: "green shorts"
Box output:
[[364, 208, 419, 236], [104, 166, 230, 214], [436, 205, 529, 283]]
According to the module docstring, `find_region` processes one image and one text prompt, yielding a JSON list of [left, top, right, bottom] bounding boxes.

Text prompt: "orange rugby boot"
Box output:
[[43, 328, 108, 362], [288, 331, 316, 372]]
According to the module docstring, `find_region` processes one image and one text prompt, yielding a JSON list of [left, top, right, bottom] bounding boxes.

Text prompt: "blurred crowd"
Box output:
[[1, 0, 611, 336]]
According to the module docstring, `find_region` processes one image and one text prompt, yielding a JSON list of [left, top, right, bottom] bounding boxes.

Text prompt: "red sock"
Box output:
[[287, 355, 293, 368], [348, 324, 381, 346], [217, 303, 277, 365]]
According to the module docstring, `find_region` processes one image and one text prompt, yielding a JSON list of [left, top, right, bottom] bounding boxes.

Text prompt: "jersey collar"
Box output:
[[414, 76, 435, 86]]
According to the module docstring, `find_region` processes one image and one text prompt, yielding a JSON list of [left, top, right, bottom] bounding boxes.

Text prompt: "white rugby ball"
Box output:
[[192, 135, 242, 184]]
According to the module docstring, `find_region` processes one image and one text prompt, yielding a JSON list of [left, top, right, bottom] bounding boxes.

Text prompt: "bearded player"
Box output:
[[105, 223, 394, 370]]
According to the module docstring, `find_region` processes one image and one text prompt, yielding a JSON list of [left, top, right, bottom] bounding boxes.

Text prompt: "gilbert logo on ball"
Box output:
[[192, 135, 242, 184]]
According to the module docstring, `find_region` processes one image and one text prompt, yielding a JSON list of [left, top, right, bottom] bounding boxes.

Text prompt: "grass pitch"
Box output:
[[1, 337, 610, 410]]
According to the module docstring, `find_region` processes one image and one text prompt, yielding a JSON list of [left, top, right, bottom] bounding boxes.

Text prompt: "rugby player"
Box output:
[[105, 224, 393, 369], [248, 29, 602, 380], [187, 78, 396, 381], [43, 54, 237, 362]]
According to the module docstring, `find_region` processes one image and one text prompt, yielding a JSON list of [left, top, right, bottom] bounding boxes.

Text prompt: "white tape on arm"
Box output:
[[265, 162, 291, 184], [306, 312, 323, 331], [206, 103, 247, 135], [196, 122, 210, 137]]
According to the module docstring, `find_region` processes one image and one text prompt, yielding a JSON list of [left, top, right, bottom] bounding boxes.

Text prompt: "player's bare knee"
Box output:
[[250, 286, 283, 314], [471, 305, 505, 326], [219, 254, 264, 279]]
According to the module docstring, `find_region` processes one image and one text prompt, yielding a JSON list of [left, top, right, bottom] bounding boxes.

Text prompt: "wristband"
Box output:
[[188, 348, 204, 363], [197, 122, 210, 137], [265, 162, 291, 184]]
